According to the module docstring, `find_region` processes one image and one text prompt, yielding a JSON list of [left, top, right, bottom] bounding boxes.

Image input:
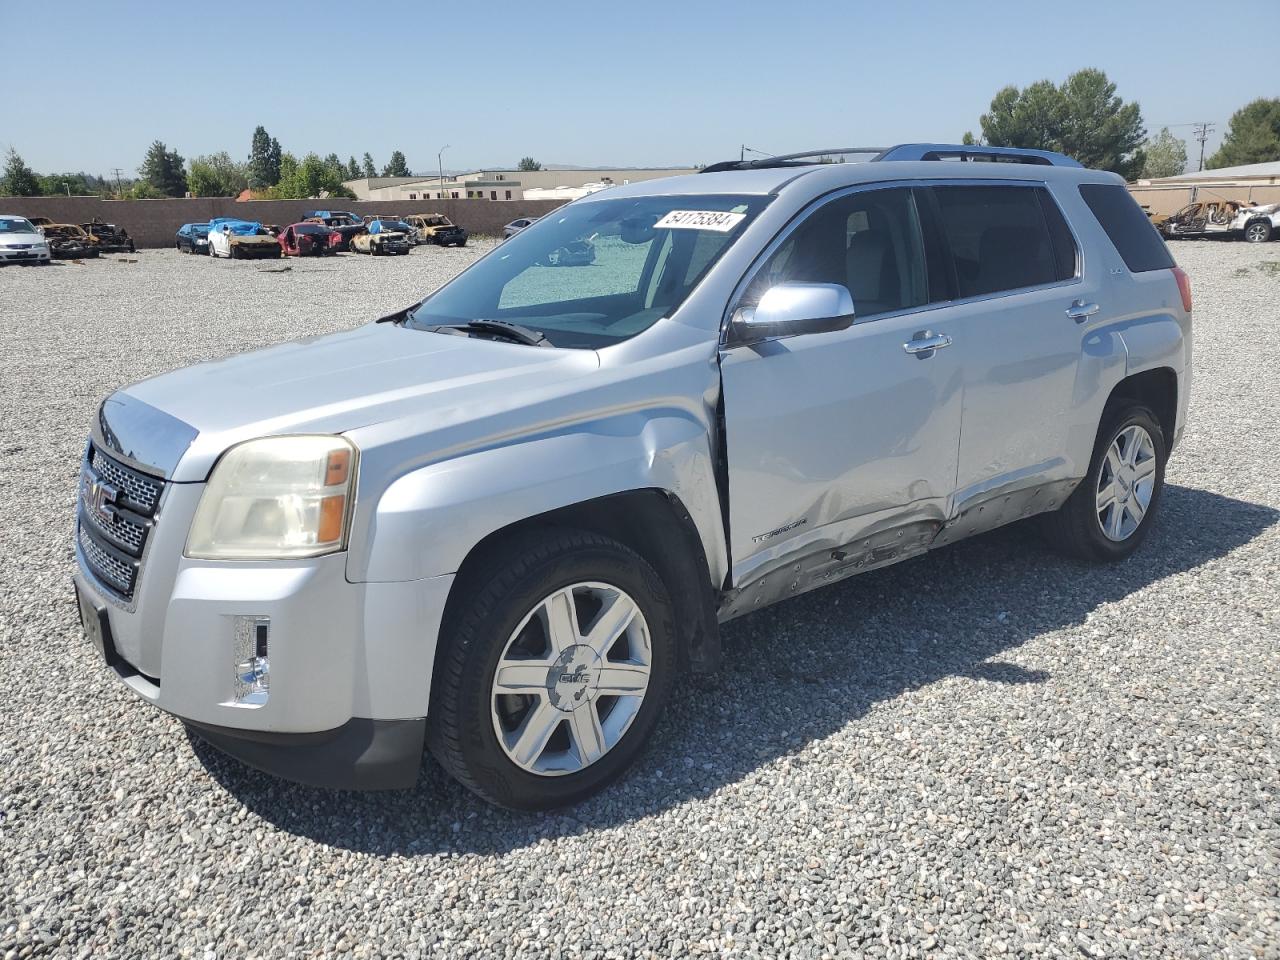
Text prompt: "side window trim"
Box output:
[[923, 183, 1085, 308], [721, 177, 1081, 340], [722, 180, 934, 339]]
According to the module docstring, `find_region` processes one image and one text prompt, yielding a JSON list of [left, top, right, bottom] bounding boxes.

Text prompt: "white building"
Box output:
[[343, 167, 699, 203]]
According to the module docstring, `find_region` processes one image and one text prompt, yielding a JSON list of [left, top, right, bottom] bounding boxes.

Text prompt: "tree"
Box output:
[[247, 126, 283, 188], [345, 156, 361, 180], [361, 153, 377, 178], [38, 171, 106, 197], [188, 152, 250, 197], [976, 69, 1146, 178], [1207, 98, 1280, 170], [0, 148, 41, 196], [139, 140, 188, 197], [1139, 128, 1187, 180], [267, 152, 355, 199], [518, 157, 542, 171], [382, 150, 410, 177]]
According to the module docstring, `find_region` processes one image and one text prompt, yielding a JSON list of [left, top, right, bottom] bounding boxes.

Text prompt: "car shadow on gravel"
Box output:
[[192, 483, 1278, 855]]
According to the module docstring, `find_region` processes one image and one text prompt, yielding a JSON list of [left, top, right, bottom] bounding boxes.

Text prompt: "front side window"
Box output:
[[408, 193, 769, 348], [931, 185, 1075, 298], [743, 186, 928, 320]]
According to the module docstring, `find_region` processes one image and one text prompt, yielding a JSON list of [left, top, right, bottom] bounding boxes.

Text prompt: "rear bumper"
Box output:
[[185, 716, 426, 790]]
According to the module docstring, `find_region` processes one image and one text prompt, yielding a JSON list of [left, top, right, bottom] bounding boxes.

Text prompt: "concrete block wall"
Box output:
[[0, 197, 569, 249]]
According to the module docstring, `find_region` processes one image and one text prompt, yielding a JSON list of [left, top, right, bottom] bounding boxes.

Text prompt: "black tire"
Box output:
[[1043, 403, 1167, 562], [1243, 220, 1273, 243], [427, 528, 676, 810]]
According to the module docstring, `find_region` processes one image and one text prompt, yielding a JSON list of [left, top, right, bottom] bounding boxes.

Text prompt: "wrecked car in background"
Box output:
[[1158, 200, 1245, 240], [302, 210, 366, 251], [1231, 203, 1279, 243], [278, 222, 343, 257], [207, 218, 282, 259], [81, 219, 136, 253], [43, 223, 101, 259], [404, 213, 468, 247], [350, 226, 411, 256]]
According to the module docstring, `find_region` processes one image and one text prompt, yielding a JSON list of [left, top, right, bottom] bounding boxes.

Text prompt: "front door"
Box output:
[[719, 186, 963, 595]]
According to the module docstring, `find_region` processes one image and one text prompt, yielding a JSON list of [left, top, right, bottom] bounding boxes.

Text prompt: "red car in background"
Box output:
[[277, 222, 343, 256]]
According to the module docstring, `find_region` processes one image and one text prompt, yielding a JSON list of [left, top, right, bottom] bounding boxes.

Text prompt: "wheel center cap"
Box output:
[[546, 644, 599, 712]]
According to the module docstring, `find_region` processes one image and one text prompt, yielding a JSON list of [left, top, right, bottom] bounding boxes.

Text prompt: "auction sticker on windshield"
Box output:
[[654, 210, 747, 232]]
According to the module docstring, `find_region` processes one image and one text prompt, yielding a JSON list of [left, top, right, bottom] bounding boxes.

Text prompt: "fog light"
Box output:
[[233, 616, 270, 705]]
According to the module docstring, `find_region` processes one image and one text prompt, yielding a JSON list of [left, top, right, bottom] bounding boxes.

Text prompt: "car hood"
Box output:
[[1, 231, 45, 245], [115, 322, 600, 482]]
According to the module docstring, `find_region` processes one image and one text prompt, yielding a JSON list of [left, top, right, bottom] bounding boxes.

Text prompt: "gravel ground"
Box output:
[[1, 240, 1278, 959]]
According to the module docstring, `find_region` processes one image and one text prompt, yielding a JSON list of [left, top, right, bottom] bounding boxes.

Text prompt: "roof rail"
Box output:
[[699, 143, 1083, 174], [874, 143, 1082, 167], [700, 148, 886, 174]]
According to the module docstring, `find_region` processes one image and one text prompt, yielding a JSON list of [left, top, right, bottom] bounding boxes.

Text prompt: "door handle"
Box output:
[[1066, 299, 1100, 323], [902, 331, 952, 356]]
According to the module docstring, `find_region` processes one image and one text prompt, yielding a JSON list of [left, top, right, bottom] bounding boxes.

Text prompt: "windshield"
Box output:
[[0, 219, 37, 234], [407, 193, 768, 348]]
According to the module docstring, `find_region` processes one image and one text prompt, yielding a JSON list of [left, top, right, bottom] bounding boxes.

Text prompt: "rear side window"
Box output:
[[931, 185, 1076, 298], [1078, 183, 1175, 273]]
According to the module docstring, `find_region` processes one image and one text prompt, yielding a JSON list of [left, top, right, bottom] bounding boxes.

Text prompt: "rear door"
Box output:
[[719, 185, 963, 590], [923, 183, 1088, 514]]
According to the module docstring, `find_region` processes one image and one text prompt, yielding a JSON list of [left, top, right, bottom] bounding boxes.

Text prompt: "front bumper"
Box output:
[[75, 492, 454, 789], [0, 247, 50, 262], [184, 716, 425, 790]]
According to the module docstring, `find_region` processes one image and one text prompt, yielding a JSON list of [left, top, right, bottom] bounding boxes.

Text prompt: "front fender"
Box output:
[[346, 410, 726, 585]]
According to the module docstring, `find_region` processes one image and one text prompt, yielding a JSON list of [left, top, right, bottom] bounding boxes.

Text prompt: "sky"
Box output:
[[2, 0, 1275, 177]]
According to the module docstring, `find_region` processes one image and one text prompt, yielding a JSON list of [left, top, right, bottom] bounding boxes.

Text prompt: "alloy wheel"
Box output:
[[1096, 424, 1157, 541], [491, 581, 651, 776]]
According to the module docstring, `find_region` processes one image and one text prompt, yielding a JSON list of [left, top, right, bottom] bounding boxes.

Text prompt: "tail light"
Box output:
[[1172, 266, 1192, 313], [330, 231, 341, 247]]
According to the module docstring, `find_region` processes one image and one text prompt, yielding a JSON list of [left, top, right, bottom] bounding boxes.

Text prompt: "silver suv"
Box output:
[[73, 144, 1192, 809]]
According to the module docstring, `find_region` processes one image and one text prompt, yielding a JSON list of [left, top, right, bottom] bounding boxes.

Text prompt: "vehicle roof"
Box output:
[[0, 214, 36, 221], [579, 159, 1123, 203]]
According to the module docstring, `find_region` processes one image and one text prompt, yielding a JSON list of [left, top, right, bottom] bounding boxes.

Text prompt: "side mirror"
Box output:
[[728, 282, 855, 346]]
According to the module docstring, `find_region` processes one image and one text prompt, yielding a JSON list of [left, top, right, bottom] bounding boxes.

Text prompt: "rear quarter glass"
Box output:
[[1078, 183, 1175, 273]]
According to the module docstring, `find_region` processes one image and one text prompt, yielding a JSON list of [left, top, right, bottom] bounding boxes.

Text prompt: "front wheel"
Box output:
[[1244, 220, 1273, 243], [428, 529, 675, 810], [1043, 404, 1167, 562]]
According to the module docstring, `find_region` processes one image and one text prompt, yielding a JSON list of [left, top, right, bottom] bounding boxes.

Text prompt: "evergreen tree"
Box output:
[[361, 153, 377, 178], [382, 150, 410, 177], [346, 156, 362, 180], [1207, 98, 1280, 169], [138, 140, 188, 197], [1, 149, 43, 196], [247, 126, 283, 188]]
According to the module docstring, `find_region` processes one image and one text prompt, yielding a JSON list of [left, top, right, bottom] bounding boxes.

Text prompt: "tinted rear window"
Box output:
[[1078, 183, 1175, 273], [932, 185, 1075, 298]]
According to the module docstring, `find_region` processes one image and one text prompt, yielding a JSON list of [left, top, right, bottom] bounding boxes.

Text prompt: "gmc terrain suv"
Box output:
[[74, 144, 1192, 809]]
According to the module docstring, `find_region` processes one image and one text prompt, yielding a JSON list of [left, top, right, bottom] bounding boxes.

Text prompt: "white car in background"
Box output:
[[502, 217, 539, 239], [1231, 203, 1279, 243], [0, 216, 51, 264]]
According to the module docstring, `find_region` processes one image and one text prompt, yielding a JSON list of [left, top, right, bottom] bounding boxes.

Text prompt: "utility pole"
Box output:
[[1192, 122, 1214, 172], [438, 144, 449, 200], [111, 167, 124, 198]]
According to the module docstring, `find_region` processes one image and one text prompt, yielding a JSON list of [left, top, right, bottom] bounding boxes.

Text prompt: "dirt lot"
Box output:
[[0, 240, 1277, 959]]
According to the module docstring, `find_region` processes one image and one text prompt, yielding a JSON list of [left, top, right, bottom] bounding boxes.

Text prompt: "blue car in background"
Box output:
[[175, 222, 211, 254]]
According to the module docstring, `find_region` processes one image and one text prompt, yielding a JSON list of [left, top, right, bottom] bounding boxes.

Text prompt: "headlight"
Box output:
[[186, 436, 357, 560]]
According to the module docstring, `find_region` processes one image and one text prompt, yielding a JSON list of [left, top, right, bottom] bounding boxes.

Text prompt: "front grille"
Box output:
[[90, 447, 162, 514], [77, 445, 167, 602]]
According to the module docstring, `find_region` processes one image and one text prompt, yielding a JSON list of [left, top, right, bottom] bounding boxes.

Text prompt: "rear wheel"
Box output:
[[1044, 404, 1166, 562], [428, 529, 675, 810], [1244, 220, 1273, 243]]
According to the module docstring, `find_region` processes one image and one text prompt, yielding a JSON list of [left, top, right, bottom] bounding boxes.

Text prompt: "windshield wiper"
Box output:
[[451, 319, 551, 347]]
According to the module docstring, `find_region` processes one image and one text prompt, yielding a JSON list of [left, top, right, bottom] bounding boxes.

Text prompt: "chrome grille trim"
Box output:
[[77, 445, 168, 603], [90, 448, 162, 515], [78, 524, 136, 597]]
